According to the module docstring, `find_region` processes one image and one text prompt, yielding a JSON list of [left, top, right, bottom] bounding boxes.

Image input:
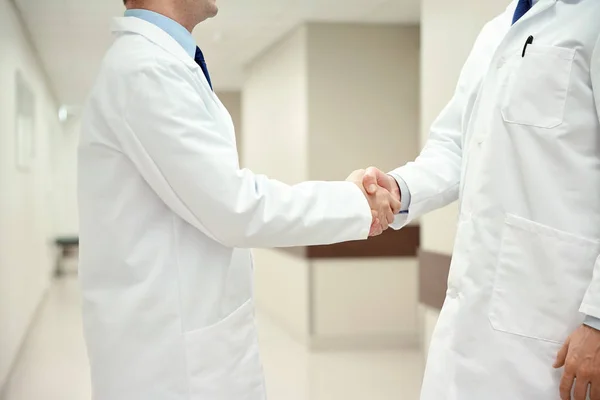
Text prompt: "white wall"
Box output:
[[418, 0, 510, 354], [420, 305, 440, 359], [306, 24, 420, 347], [51, 117, 79, 236], [243, 23, 421, 348], [0, 0, 61, 389], [242, 27, 309, 185], [311, 258, 418, 349], [217, 91, 243, 153], [307, 23, 420, 180]]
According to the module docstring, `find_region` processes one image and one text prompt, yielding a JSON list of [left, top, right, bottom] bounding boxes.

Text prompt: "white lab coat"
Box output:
[[390, 0, 600, 398], [77, 17, 373, 400]]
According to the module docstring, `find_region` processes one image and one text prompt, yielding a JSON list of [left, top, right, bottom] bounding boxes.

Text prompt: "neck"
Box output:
[[126, 0, 202, 32]]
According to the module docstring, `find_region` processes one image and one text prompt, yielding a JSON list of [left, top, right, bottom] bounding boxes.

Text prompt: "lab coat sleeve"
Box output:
[[387, 22, 496, 230], [116, 61, 373, 248], [387, 72, 466, 229], [580, 33, 600, 320], [391, 174, 411, 214]]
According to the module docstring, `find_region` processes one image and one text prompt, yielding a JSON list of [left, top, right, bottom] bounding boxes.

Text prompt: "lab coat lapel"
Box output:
[[484, 0, 559, 67], [111, 17, 220, 106], [111, 17, 197, 71], [511, 0, 558, 27]]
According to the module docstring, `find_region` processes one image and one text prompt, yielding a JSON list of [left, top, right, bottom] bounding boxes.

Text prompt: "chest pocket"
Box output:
[[501, 44, 575, 129]]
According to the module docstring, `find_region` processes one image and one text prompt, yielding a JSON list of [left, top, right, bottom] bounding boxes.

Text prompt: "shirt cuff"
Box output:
[[388, 172, 411, 214], [584, 315, 600, 331]]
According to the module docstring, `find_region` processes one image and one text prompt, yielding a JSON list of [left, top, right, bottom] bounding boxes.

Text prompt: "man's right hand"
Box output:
[[346, 169, 401, 236], [362, 167, 401, 201]]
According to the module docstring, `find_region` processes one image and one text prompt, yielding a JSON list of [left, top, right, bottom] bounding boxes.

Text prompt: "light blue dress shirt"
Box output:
[[124, 9, 196, 59], [390, 173, 410, 214], [394, 0, 600, 331]]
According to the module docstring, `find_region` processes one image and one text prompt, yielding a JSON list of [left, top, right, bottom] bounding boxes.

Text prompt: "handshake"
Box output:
[[346, 167, 401, 237]]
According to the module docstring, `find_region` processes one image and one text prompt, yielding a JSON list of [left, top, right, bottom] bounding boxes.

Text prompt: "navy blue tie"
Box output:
[[195, 47, 213, 90], [512, 0, 533, 24]]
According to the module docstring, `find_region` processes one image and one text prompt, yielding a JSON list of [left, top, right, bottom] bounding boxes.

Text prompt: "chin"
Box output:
[[207, 1, 218, 17]]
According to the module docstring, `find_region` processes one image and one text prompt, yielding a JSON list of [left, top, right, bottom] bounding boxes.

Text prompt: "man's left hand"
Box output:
[[555, 324, 600, 400]]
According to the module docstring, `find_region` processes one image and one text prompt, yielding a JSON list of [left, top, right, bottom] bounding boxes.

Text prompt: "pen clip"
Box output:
[[522, 35, 534, 57]]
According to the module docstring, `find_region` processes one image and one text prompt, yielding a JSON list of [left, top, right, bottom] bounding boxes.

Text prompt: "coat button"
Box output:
[[448, 287, 458, 299]]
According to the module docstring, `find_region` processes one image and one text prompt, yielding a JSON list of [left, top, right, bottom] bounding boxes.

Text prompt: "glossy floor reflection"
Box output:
[[2, 277, 423, 400]]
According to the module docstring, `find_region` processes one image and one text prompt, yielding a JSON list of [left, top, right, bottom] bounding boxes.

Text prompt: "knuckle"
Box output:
[[565, 362, 578, 375], [578, 367, 592, 379], [559, 385, 572, 397], [561, 377, 574, 389], [565, 367, 577, 378]]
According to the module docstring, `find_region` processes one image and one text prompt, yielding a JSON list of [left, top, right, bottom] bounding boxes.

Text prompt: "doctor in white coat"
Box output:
[[363, 0, 600, 399], [77, 0, 400, 399]]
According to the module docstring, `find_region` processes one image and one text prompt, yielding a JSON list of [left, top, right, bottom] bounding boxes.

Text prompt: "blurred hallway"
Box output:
[[0, 0, 513, 397], [1, 277, 423, 400]]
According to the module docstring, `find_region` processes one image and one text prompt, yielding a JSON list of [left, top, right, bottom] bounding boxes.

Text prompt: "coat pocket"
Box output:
[[184, 299, 265, 400], [500, 44, 575, 129], [489, 214, 599, 344]]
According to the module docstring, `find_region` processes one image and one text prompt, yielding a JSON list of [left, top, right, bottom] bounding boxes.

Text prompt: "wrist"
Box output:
[[387, 174, 401, 202]]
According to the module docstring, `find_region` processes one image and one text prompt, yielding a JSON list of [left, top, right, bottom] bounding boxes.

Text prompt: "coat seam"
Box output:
[[171, 215, 193, 400]]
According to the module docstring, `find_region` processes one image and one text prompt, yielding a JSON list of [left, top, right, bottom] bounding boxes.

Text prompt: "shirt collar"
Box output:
[[124, 9, 196, 59]]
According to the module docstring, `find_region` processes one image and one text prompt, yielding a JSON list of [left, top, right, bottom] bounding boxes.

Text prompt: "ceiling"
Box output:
[[14, 0, 420, 107]]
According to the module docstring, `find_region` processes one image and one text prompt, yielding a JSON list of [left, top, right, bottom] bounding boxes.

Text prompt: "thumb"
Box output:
[[362, 169, 379, 194], [554, 337, 570, 368]]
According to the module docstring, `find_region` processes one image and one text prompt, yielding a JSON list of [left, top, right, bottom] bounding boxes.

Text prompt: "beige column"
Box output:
[[216, 91, 243, 153], [418, 0, 510, 359], [242, 23, 420, 350], [243, 27, 312, 341]]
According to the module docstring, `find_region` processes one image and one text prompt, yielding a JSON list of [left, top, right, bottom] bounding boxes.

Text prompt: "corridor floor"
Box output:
[[1, 277, 423, 400]]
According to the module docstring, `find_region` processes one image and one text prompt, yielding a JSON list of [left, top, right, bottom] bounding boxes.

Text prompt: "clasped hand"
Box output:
[[347, 167, 401, 236]]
